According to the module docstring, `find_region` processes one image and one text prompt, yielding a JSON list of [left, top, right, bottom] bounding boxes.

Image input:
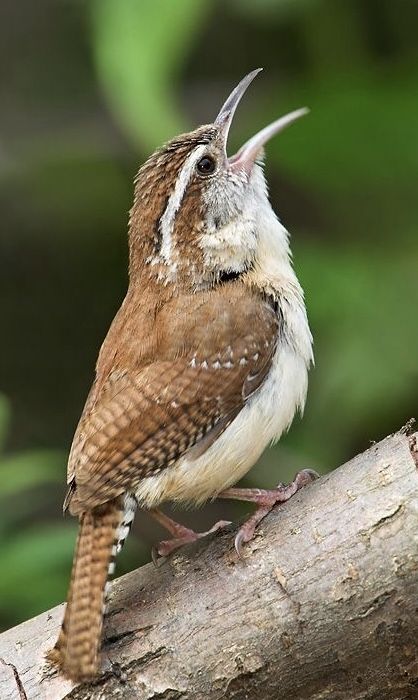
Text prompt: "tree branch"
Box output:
[[1, 429, 418, 700]]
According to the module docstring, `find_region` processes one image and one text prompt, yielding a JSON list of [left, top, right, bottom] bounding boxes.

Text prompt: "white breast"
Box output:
[[135, 189, 313, 508], [135, 321, 311, 509]]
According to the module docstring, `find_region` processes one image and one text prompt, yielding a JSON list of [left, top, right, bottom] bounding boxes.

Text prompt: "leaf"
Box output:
[[0, 524, 76, 626], [90, 0, 211, 150], [0, 450, 65, 499], [270, 71, 418, 197]]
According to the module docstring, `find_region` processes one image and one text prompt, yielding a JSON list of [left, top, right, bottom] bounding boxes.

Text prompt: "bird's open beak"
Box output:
[[214, 69, 309, 174]]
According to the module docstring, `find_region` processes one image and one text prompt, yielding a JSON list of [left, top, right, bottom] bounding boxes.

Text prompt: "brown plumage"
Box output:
[[66, 284, 278, 515], [48, 71, 313, 683], [50, 283, 277, 681], [46, 499, 122, 681]]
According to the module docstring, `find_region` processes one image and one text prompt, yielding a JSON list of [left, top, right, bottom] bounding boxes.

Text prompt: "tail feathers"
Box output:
[[47, 499, 123, 682], [109, 494, 137, 573]]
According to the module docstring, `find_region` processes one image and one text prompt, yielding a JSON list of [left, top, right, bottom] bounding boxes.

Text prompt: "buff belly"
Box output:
[[134, 340, 308, 509]]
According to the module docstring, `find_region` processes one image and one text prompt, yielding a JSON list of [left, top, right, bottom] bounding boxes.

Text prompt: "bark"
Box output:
[[1, 428, 417, 700]]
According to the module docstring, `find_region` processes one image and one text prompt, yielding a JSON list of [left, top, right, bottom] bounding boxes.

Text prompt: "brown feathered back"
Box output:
[[65, 281, 279, 515]]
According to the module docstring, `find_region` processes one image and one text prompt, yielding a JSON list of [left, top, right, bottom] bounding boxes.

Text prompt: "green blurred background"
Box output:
[[1, 0, 417, 632]]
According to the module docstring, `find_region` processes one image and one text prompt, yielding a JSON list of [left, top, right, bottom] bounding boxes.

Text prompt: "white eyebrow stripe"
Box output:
[[159, 144, 207, 264]]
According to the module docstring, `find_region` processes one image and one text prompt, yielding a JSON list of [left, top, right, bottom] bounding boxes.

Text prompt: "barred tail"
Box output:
[[47, 495, 137, 682]]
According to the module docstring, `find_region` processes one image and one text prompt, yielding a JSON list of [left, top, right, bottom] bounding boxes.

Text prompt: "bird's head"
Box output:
[[129, 69, 308, 289]]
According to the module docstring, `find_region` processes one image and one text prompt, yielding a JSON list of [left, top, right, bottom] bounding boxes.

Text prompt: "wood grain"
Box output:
[[1, 430, 417, 700]]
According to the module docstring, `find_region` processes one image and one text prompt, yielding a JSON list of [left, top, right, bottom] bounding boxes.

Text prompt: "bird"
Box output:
[[47, 68, 315, 683]]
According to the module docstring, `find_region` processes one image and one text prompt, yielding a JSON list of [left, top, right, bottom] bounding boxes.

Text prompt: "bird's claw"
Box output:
[[232, 468, 319, 557]]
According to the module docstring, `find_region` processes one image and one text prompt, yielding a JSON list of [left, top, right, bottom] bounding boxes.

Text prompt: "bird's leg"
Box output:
[[149, 508, 231, 560], [217, 468, 318, 557]]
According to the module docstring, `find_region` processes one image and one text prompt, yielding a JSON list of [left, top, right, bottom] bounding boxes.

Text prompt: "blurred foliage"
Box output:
[[0, 0, 417, 630], [91, 0, 211, 148], [0, 394, 71, 628]]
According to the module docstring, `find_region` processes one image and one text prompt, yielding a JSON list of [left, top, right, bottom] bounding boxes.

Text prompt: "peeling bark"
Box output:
[[0, 430, 417, 700]]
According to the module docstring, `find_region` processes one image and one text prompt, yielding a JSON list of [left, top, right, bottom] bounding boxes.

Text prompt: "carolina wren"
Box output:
[[48, 69, 314, 682]]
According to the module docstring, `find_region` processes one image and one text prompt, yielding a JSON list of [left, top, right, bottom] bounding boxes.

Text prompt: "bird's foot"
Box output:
[[149, 509, 231, 562], [218, 468, 319, 557]]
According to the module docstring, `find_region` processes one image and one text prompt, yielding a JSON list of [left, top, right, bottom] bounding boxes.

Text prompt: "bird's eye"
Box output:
[[196, 155, 216, 176]]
